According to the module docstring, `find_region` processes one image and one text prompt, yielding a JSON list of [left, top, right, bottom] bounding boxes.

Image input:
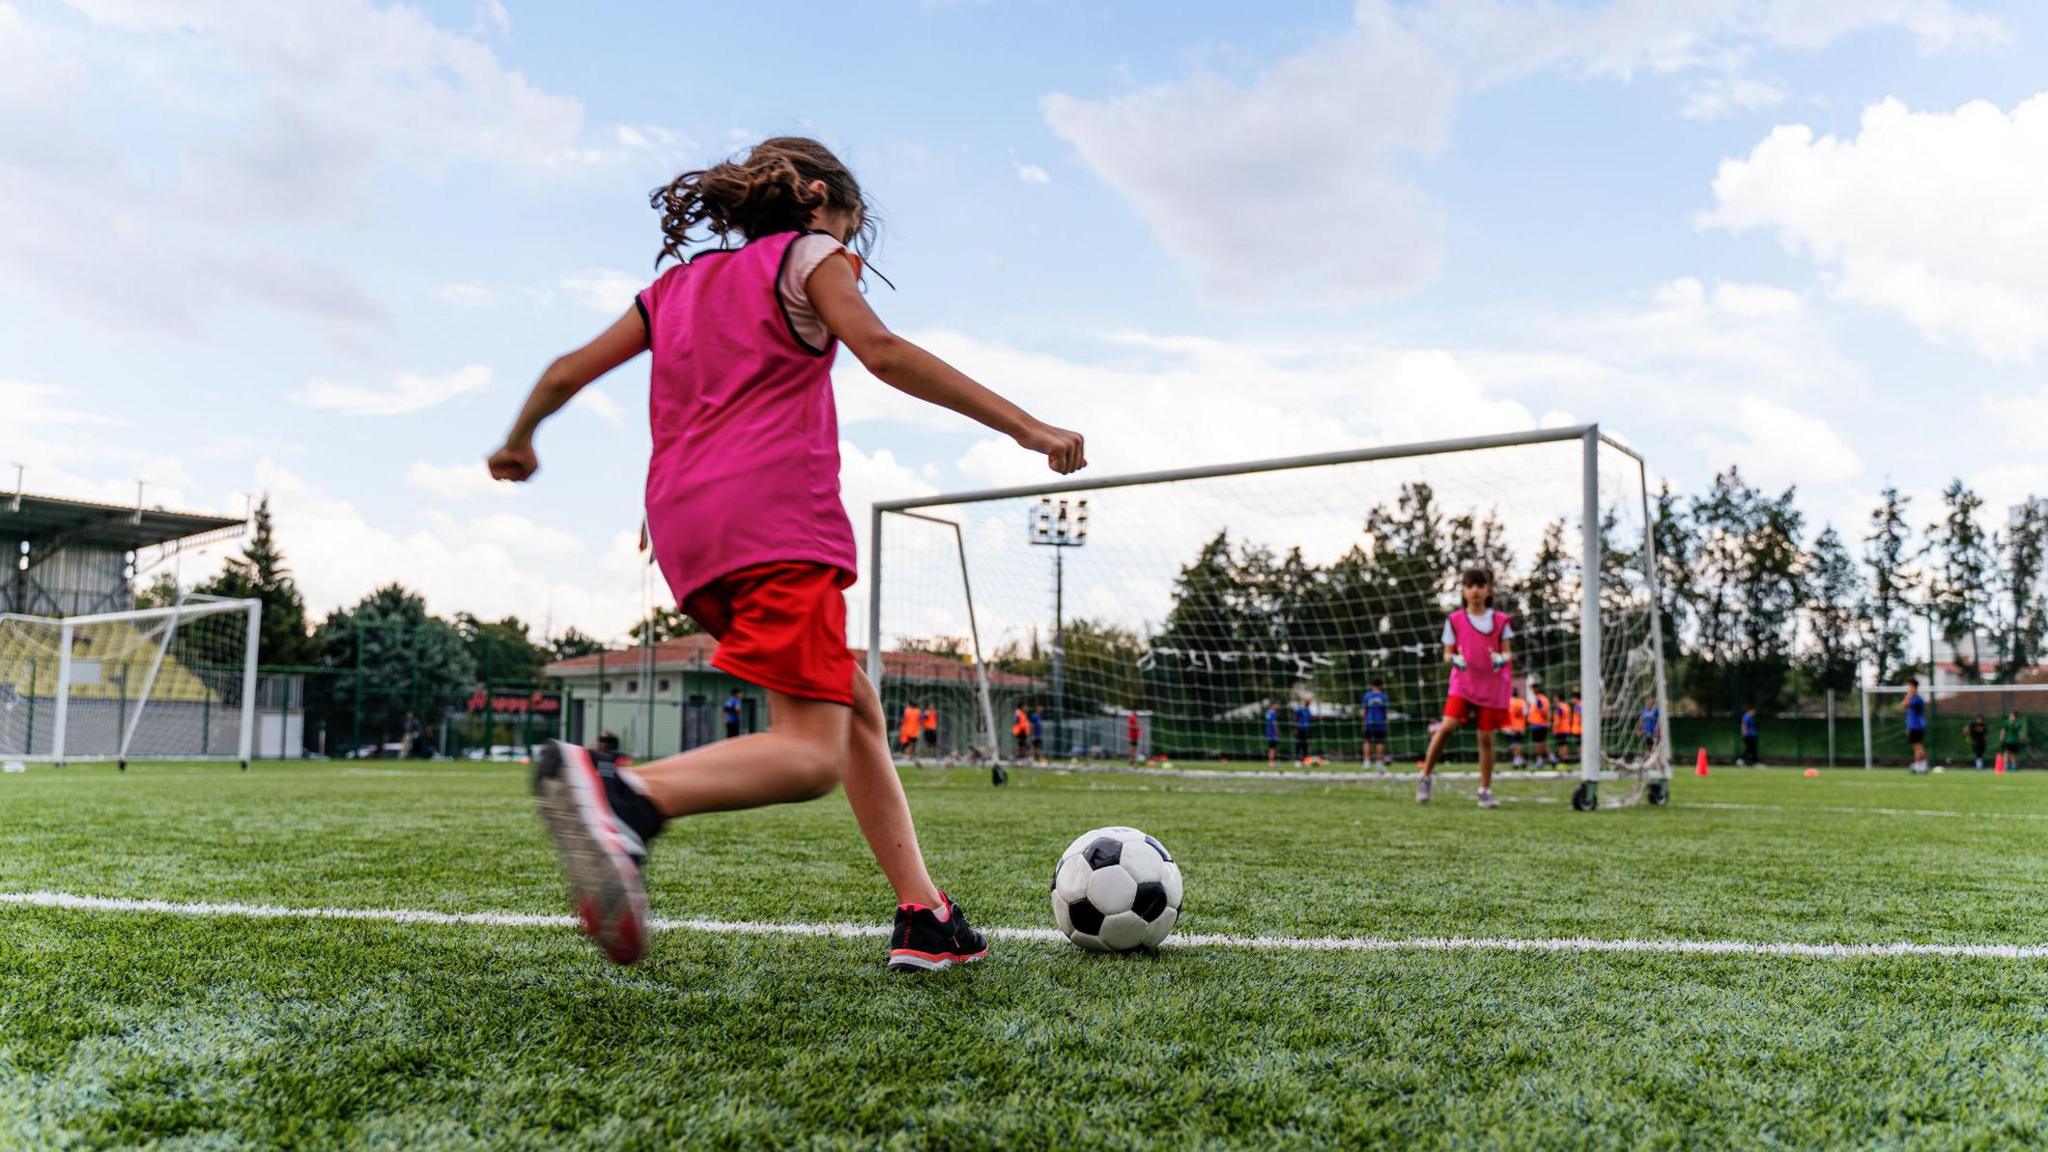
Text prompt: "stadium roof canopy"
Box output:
[[1, 491, 245, 552]]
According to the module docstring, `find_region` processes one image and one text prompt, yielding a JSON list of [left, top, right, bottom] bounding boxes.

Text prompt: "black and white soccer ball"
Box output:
[[1051, 826, 1183, 952]]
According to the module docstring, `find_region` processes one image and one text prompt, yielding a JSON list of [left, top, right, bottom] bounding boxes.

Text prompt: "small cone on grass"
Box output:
[[1803, 767, 1819, 778], [1994, 753, 2006, 775], [1696, 747, 1710, 777]]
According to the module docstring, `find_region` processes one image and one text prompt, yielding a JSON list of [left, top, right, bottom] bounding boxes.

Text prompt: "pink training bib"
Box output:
[[636, 231, 858, 605], [1446, 609, 1513, 709]]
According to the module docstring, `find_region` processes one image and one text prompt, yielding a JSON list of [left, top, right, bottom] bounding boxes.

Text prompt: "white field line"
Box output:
[[4, 890, 2045, 959], [1688, 802, 2048, 822]]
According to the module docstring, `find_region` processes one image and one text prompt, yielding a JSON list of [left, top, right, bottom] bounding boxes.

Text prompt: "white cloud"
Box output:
[[1697, 395, 1862, 489], [1014, 163, 1051, 185], [0, 2, 641, 335], [1705, 94, 2048, 362], [406, 461, 513, 501], [556, 270, 645, 315], [1681, 75, 1785, 121], [296, 365, 491, 416], [575, 387, 625, 426], [1043, 0, 2004, 303], [1984, 386, 2048, 453]]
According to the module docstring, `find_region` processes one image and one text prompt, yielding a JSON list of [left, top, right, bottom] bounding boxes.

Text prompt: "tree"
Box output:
[[455, 613, 550, 684], [629, 605, 701, 643], [1733, 483, 1805, 708], [1513, 520, 1575, 685], [311, 584, 476, 752], [1650, 482, 1696, 670], [1995, 498, 2048, 681], [194, 495, 315, 666], [899, 636, 970, 659], [1927, 480, 1994, 682], [549, 628, 607, 661], [133, 571, 182, 609], [1863, 486, 1918, 685], [1802, 527, 1861, 694]]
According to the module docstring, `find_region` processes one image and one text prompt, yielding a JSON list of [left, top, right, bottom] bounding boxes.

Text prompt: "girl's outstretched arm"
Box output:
[[489, 308, 649, 482], [807, 255, 1086, 475]]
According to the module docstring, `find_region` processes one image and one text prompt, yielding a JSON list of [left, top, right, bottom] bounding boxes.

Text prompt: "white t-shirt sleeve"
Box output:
[[1499, 618, 1514, 641], [1441, 618, 1456, 646], [779, 233, 848, 352]]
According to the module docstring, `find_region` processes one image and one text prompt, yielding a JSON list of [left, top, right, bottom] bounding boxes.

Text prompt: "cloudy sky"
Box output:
[[4, 0, 2046, 642]]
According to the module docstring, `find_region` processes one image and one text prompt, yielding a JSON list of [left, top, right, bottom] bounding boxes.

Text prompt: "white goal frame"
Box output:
[[867, 424, 1671, 797], [1860, 681, 2048, 769], [1, 596, 262, 768]]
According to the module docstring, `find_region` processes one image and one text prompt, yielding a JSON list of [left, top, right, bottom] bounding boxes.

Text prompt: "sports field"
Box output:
[[3, 760, 2045, 1149]]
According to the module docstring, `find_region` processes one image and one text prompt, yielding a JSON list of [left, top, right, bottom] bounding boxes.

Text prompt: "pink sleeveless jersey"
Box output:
[[1446, 609, 1513, 709], [636, 231, 857, 605]]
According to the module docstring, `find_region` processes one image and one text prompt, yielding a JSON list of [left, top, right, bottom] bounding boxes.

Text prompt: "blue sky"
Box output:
[[4, 0, 2046, 640]]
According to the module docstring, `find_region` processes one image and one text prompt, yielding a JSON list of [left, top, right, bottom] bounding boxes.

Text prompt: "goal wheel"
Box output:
[[1571, 781, 1598, 811], [1647, 779, 1669, 806], [992, 764, 1009, 787]]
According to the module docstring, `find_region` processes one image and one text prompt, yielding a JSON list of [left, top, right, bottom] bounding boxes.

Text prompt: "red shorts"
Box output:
[[1443, 695, 1508, 732], [682, 562, 856, 706]]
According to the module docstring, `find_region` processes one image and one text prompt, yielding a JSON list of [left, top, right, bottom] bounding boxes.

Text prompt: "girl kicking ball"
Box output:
[[490, 137, 1085, 969], [1416, 567, 1514, 808]]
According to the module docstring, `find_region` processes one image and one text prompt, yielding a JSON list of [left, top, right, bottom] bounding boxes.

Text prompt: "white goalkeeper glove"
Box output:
[[1491, 651, 1508, 670], [1449, 654, 1468, 671]]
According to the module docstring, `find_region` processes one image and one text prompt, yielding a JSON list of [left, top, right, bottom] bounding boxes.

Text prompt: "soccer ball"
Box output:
[[1051, 826, 1184, 952]]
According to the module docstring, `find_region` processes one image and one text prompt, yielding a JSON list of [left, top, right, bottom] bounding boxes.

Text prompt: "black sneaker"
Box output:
[[533, 740, 656, 965], [886, 894, 989, 972]]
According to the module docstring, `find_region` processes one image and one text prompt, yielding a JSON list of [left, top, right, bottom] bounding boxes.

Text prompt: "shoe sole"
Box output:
[[534, 741, 648, 965], [887, 947, 990, 973]]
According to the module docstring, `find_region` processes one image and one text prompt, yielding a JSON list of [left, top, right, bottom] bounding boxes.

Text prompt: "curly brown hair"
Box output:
[[649, 136, 877, 269]]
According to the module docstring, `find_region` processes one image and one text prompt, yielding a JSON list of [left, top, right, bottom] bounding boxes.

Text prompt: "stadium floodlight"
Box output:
[[864, 425, 1672, 808], [1029, 498, 1089, 742], [0, 596, 261, 769]]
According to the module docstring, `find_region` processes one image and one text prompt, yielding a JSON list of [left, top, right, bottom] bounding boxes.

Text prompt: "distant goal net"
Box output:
[[865, 426, 1671, 808], [0, 597, 261, 767], [1860, 682, 2048, 769]]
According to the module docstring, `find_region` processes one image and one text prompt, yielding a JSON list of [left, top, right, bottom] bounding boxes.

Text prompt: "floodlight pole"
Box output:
[[1030, 498, 1087, 753]]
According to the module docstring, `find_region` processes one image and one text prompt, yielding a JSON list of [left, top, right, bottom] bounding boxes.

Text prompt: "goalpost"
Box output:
[[1861, 682, 2048, 769], [865, 425, 1672, 809], [0, 596, 262, 769]]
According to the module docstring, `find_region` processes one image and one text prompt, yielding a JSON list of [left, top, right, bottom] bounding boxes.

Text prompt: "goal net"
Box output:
[[863, 426, 1670, 807], [0, 597, 261, 767]]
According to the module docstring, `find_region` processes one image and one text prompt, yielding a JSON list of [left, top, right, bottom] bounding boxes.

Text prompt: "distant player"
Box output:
[[723, 690, 743, 740], [1506, 690, 1528, 767], [1294, 697, 1314, 764], [921, 701, 939, 756], [1360, 680, 1390, 771], [1902, 680, 1927, 773], [1127, 708, 1142, 765], [898, 703, 922, 757], [1640, 695, 1660, 750], [1417, 566, 1513, 808], [495, 137, 1084, 969], [1555, 687, 1582, 764], [1967, 714, 1988, 770], [1029, 707, 1045, 762], [1739, 706, 1760, 766], [1264, 701, 1280, 767], [1525, 684, 1553, 769], [1012, 705, 1030, 760], [2000, 710, 2025, 770]]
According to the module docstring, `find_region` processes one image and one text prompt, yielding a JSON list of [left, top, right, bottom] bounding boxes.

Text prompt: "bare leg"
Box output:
[[629, 690, 850, 817], [1478, 730, 1495, 790], [1419, 717, 1461, 776], [840, 669, 942, 907]]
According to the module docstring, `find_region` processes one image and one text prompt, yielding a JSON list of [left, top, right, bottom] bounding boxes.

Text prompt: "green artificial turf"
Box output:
[[2, 761, 2045, 1149]]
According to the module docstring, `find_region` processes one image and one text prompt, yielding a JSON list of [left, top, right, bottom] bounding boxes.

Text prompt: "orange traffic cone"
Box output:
[[1994, 753, 2006, 775], [1696, 747, 1710, 777]]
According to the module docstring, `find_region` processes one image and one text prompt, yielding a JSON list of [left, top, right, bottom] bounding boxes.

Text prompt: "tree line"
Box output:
[[975, 471, 2048, 720]]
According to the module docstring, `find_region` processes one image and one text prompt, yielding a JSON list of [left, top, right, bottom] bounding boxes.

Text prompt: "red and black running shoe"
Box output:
[[886, 893, 989, 972], [533, 740, 653, 965]]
